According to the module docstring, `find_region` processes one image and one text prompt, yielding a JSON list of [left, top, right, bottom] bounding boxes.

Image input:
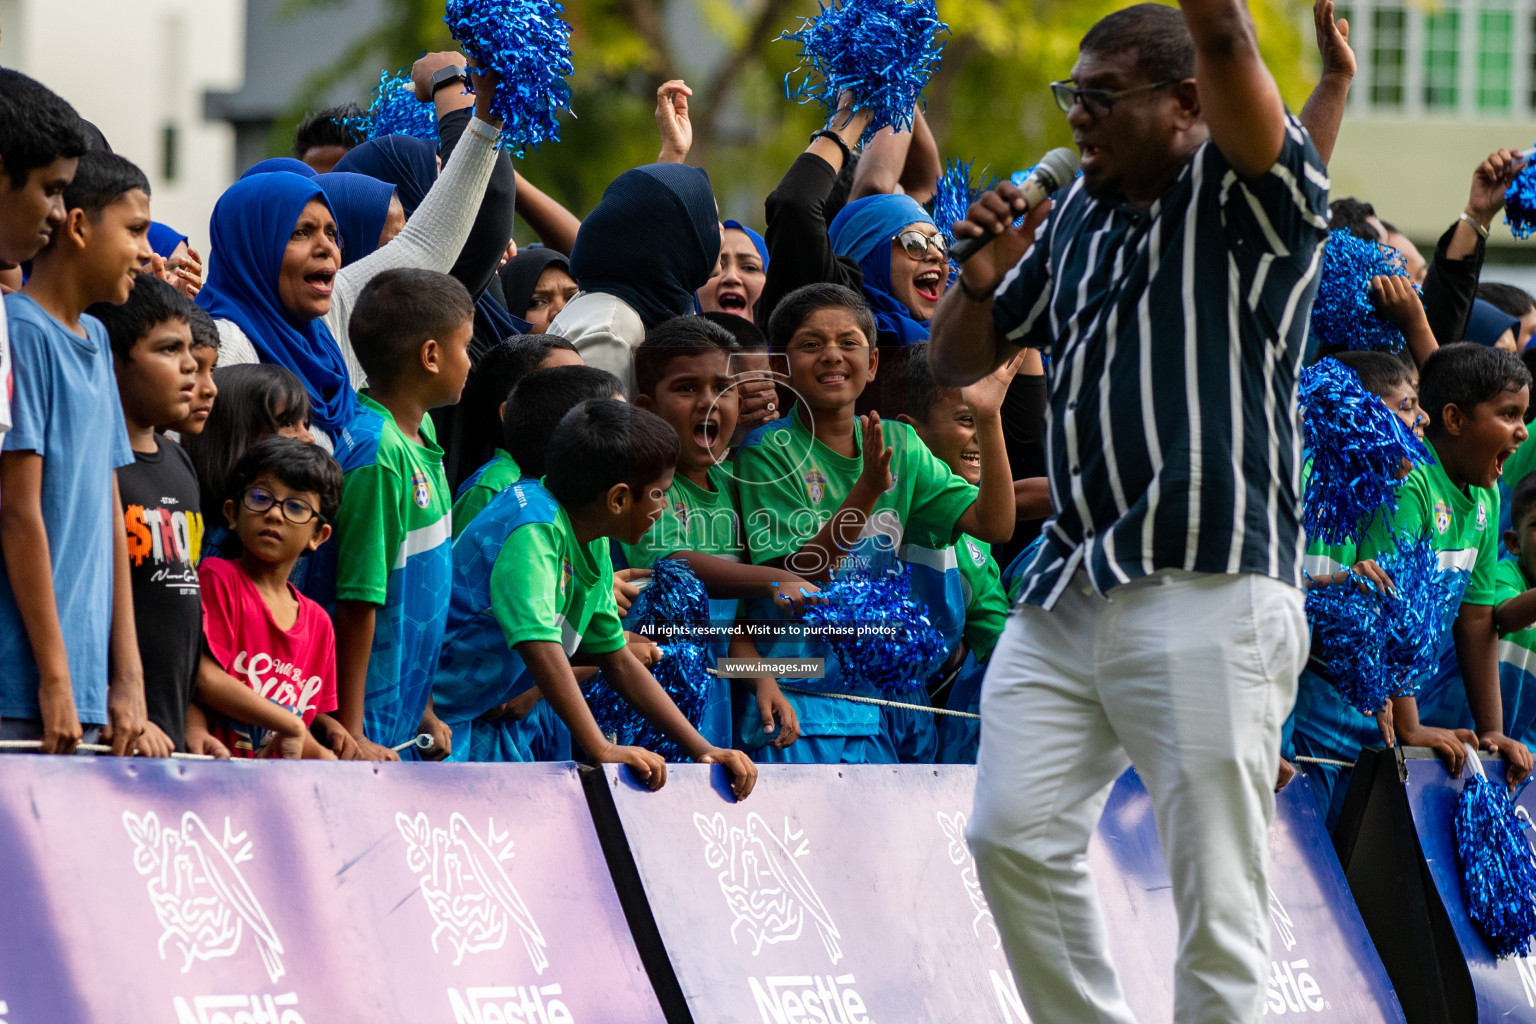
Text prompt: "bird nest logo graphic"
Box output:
[[396, 811, 549, 974], [694, 811, 843, 964], [121, 810, 286, 984], [937, 810, 1000, 950]]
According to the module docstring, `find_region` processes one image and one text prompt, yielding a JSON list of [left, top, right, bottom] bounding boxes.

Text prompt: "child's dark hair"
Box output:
[[1419, 342, 1533, 433], [462, 333, 577, 437], [635, 316, 740, 398], [1329, 351, 1415, 400], [1479, 282, 1536, 319], [226, 436, 344, 524], [61, 150, 150, 220], [186, 304, 221, 351], [292, 104, 368, 158], [1513, 475, 1536, 534], [0, 70, 87, 190], [182, 364, 313, 515], [767, 283, 876, 351], [701, 310, 768, 352], [545, 400, 680, 509], [88, 275, 190, 362], [503, 365, 624, 478], [902, 342, 954, 424], [1328, 197, 1381, 242], [349, 268, 475, 384]]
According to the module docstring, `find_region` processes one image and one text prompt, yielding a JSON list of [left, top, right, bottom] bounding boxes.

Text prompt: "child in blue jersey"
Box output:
[[627, 316, 813, 751], [1291, 345, 1534, 828], [897, 343, 1013, 764], [447, 363, 624, 762], [314, 269, 472, 760], [1494, 475, 1536, 752], [0, 151, 151, 756], [733, 284, 1016, 764], [451, 334, 582, 536], [435, 399, 758, 798]]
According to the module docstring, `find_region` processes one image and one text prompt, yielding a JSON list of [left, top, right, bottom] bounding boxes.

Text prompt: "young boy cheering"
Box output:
[[734, 284, 1015, 764], [0, 151, 150, 756]]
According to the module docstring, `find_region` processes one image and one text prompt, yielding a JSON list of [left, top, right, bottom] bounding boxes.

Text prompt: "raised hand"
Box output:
[[655, 79, 694, 163]]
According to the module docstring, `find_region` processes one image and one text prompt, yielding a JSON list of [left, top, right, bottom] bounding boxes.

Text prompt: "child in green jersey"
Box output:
[[1291, 344, 1534, 827], [313, 269, 471, 761], [628, 316, 815, 751], [434, 399, 758, 797], [897, 343, 1012, 763], [734, 283, 1015, 764], [1494, 475, 1536, 752]]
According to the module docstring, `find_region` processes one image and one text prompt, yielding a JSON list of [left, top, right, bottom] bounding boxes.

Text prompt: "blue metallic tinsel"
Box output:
[[1455, 768, 1536, 958], [1311, 229, 1416, 353], [443, 0, 574, 152], [933, 159, 984, 274], [366, 67, 440, 142], [628, 557, 710, 633], [779, 0, 947, 143], [1303, 534, 1461, 715], [1299, 357, 1430, 545], [588, 642, 713, 761], [1506, 146, 1536, 240], [799, 567, 947, 693]]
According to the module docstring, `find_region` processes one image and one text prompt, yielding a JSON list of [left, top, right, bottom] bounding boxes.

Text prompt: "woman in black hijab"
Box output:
[[499, 248, 577, 335]]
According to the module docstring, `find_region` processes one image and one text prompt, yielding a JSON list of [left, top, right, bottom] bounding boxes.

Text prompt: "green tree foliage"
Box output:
[[289, 0, 1316, 233]]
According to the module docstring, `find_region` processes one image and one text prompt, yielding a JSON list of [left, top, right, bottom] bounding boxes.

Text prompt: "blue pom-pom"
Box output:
[[1299, 357, 1430, 545], [1506, 147, 1536, 240], [366, 67, 440, 142], [628, 558, 710, 634], [588, 642, 713, 761], [1304, 534, 1461, 714], [443, 0, 574, 152], [1311, 229, 1417, 353], [799, 566, 947, 693], [1455, 760, 1536, 958], [933, 160, 986, 272], [779, 0, 947, 143]]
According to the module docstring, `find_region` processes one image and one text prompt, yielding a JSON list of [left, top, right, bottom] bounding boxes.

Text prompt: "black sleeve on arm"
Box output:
[[757, 152, 867, 327], [437, 107, 516, 300], [1422, 220, 1484, 346]]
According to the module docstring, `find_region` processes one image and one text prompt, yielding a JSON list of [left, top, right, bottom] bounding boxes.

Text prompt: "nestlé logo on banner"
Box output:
[[694, 811, 872, 1024], [1265, 887, 1327, 1015]]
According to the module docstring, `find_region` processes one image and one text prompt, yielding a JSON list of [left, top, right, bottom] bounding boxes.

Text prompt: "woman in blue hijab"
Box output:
[[146, 221, 203, 300], [241, 156, 318, 179], [566, 163, 721, 330], [828, 194, 947, 345], [313, 171, 405, 267], [197, 172, 359, 437]]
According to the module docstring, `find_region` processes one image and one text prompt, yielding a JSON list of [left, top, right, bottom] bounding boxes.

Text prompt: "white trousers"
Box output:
[[967, 570, 1307, 1024]]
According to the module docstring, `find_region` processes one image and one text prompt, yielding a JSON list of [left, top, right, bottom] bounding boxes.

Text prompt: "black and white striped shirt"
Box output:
[[994, 115, 1330, 609]]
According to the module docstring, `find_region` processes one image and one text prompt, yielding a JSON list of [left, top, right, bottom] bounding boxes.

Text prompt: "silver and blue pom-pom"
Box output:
[[1304, 534, 1460, 715], [1505, 146, 1536, 240], [1299, 357, 1430, 546], [1311, 229, 1417, 353], [366, 67, 440, 142], [588, 642, 713, 761], [1455, 752, 1536, 958], [933, 160, 986, 273], [628, 557, 710, 633], [799, 566, 947, 693], [779, 0, 947, 143], [443, 0, 574, 152]]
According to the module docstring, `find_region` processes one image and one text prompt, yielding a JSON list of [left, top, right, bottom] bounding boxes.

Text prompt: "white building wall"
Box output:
[[0, 0, 243, 252]]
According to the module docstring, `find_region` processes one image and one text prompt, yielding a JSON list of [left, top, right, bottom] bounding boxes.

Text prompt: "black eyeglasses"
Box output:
[[1050, 79, 1179, 117], [242, 486, 324, 525], [895, 228, 948, 261]]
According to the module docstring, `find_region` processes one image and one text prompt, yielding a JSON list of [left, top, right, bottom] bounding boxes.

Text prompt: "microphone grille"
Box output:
[[1036, 147, 1081, 192]]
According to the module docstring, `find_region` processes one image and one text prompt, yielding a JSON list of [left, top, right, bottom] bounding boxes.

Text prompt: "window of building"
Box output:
[[1370, 7, 1408, 108], [1424, 11, 1460, 109], [1478, 9, 1515, 112]]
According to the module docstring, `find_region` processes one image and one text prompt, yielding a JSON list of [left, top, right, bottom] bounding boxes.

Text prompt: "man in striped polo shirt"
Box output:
[[929, 3, 1329, 1022]]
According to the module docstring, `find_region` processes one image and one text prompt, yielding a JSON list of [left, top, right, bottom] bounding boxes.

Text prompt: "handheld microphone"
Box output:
[[948, 147, 1080, 264]]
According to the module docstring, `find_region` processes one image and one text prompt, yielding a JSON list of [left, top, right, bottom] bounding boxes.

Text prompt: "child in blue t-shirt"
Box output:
[[0, 151, 151, 754]]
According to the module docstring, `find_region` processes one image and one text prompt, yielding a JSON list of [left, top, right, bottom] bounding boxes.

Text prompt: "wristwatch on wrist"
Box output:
[[430, 64, 469, 96]]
